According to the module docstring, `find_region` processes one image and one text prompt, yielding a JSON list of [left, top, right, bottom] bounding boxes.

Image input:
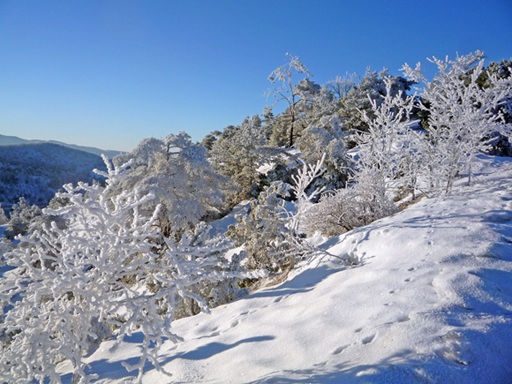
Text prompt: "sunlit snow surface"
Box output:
[[58, 155, 512, 383]]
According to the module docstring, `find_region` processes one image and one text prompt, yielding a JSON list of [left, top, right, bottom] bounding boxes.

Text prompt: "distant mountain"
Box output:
[[0, 143, 107, 210], [0, 134, 123, 159]]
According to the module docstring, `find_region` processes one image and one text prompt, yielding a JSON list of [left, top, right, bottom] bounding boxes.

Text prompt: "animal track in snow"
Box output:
[[354, 327, 363, 333], [361, 334, 376, 344], [332, 345, 349, 355]]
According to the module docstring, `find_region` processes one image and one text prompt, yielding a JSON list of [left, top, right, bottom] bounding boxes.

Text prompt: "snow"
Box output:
[[55, 154, 512, 383]]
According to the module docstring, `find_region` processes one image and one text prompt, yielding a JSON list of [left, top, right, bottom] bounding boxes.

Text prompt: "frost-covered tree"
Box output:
[[209, 116, 265, 201], [113, 132, 229, 239], [295, 78, 336, 126], [228, 155, 327, 275], [3, 197, 42, 239], [199, 130, 221, 151], [402, 51, 512, 193], [302, 78, 417, 237], [357, 76, 421, 199], [287, 154, 326, 237], [295, 115, 351, 190], [336, 68, 416, 139], [303, 178, 397, 237], [0, 157, 261, 384], [228, 181, 292, 272], [327, 72, 357, 99], [266, 54, 313, 147]]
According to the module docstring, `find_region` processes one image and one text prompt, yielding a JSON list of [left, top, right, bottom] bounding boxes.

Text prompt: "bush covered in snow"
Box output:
[[0, 156, 262, 384]]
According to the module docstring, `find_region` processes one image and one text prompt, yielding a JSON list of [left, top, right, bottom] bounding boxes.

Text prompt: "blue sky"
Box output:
[[1, 0, 511, 152]]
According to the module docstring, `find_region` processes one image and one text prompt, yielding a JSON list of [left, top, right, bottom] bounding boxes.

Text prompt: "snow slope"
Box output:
[[58, 155, 512, 383]]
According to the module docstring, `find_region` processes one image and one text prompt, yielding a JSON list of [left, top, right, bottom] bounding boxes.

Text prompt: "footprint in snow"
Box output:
[[362, 334, 376, 344], [332, 345, 349, 355]]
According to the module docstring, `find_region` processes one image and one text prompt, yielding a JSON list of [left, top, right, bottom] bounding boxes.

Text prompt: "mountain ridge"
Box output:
[[0, 133, 123, 159]]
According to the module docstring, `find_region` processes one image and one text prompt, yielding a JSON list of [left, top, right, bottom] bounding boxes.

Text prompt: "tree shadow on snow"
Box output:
[[60, 335, 275, 383], [248, 265, 336, 299]]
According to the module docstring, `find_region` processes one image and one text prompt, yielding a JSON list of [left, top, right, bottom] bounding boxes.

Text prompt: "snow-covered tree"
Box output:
[[0, 156, 261, 384], [3, 197, 42, 239], [287, 154, 326, 237], [327, 72, 356, 99], [336, 68, 416, 139], [228, 181, 292, 272], [301, 77, 417, 237], [402, 51, 512, 193], [296, 115, 351, 190], [303, 178, 397, 237], [228, 155, 327, 275], [266, 54, 313, 147], [209, 116, 265, 201], [295, 78, 337, 128], [113, 132, 230, 239], [357, 76, 421, 199]]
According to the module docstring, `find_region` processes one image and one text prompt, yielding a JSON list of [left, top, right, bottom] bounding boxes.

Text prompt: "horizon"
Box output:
[[0, 132, 122, 152], [1, 0, 511, 152]]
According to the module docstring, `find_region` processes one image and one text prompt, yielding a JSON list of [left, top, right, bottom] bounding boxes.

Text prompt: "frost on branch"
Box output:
[[0, 156, 262, 384], [303, 77, 413, 237], [111, 132, 230, 241], [266, 53, 313, 147], [228, 155, 328, 275], [357, 76, 422, 199], [228, 181, 292, 273], [401, 51, 512, 193]]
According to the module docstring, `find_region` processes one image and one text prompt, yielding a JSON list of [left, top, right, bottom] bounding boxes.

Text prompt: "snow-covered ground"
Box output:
[[56, 154, 512, 383]]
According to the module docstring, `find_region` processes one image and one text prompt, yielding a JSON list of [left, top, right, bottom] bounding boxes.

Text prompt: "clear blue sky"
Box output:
[[1, 0, 511, 152]]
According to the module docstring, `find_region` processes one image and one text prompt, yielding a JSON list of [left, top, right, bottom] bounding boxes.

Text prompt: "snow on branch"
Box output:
[[0, 157, 263, 384]]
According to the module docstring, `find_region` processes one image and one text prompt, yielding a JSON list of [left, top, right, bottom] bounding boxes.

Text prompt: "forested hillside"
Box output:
[[0, 133, 123, 158], [0, 143, 106, 209]]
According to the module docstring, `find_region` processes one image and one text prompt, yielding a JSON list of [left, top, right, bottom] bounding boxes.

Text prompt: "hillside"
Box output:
[[0, 143, 107, 209], [0, 134, 122, 159], [53, 154, 512, 383]]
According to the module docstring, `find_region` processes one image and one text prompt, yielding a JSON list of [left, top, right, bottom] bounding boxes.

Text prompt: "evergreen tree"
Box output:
[[210, 116, 265, 201]]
